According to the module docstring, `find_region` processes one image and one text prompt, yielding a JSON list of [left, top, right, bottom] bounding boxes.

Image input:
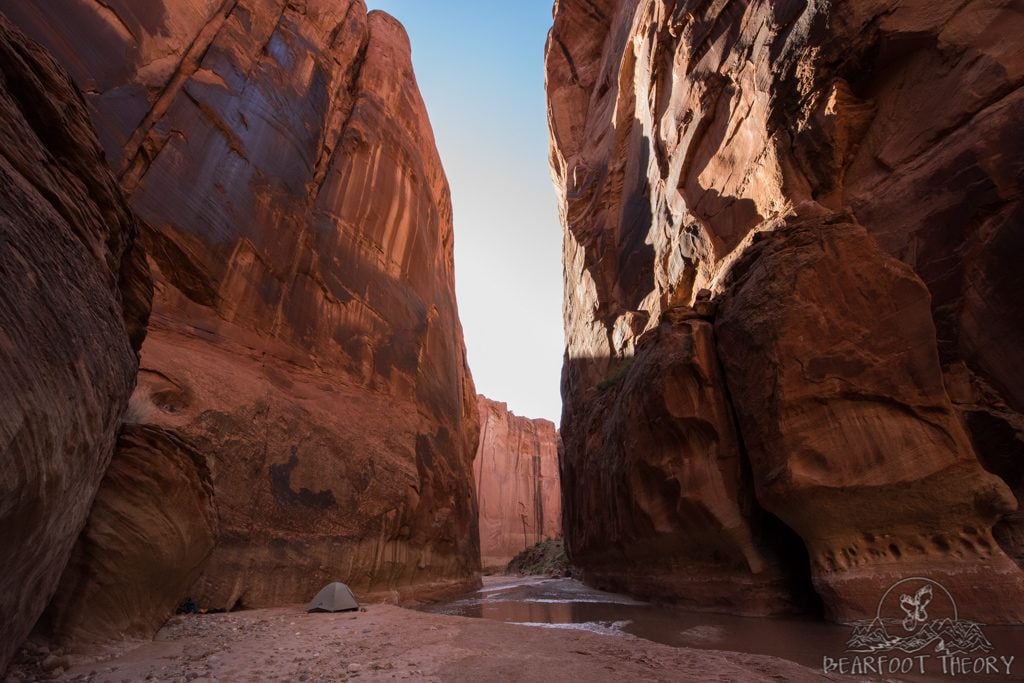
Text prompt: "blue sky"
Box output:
[[367, 1, 564, 422]]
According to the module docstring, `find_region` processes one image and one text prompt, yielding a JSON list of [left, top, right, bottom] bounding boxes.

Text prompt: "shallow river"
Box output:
[[422, 576, 1024, 681]]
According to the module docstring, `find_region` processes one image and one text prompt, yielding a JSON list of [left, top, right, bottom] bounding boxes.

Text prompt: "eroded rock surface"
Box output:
[[474, 396, 561, 570], [716, 218, 1024, 622], [562, 311, 808, 613], [41, 425, 217, 643], [548, 0, 1024, 621], [4, 0, 480, 641], [0, 16, 149, 670]]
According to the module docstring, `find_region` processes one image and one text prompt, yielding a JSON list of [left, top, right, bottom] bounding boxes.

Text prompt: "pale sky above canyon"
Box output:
[[367, 1, 564, 422]]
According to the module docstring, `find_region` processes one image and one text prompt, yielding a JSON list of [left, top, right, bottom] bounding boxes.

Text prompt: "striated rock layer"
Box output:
[[562, 307, 811, 613], [547, 0, 1024, 621], [0, 16, 150, 671], [473, 396, 562, 570], [39, 425, 217, 644], [4, 0, 480, 643], [716, 218, 1024, 621]]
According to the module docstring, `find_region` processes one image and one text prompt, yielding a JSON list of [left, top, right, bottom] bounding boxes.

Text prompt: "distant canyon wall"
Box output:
[[474, 396, 562, 570], [1, 0, 480, 645], [547, 0, 1024, 622]]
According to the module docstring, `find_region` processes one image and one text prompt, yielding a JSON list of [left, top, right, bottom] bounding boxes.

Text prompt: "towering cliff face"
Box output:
[[3, 0, 479, 642], [0, 16, 150, 671], [547, 0, 1024, 621], [474, 396, 562, 570]]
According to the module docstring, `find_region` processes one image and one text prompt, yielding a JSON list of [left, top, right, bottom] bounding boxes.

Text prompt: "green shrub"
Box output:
[[505, 538, 570, 576]]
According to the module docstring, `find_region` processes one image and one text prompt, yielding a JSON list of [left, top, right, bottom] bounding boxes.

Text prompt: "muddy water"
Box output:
[[422, 576, 1024, 681]]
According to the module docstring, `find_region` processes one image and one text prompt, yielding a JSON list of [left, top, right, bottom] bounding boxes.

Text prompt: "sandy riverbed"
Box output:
[[6, 601, 834, 682]]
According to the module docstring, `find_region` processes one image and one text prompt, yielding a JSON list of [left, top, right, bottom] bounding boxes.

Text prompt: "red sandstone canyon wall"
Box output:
[[547, 0, 1024, 622], [0, 16, 151, 671], [474, 396, 562, 570], [2, 0, 480, 643]]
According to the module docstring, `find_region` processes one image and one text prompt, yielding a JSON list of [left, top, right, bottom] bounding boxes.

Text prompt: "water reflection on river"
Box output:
[[422, 576, 1024, 681]]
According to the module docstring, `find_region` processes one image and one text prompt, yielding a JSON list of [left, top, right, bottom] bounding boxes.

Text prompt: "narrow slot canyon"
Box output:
[[0, 0, 1022, 681]]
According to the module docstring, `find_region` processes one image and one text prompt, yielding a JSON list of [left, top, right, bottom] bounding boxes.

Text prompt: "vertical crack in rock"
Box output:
[[84, 0, 138, 42], [554, 36, 581, 85], [310, 0, 369, 200], [119, 0, 241, 192], [182, 89, 250, 162]]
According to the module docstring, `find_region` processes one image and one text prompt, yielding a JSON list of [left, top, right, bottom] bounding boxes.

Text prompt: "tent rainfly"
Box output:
[[307, 582, 359, 613]]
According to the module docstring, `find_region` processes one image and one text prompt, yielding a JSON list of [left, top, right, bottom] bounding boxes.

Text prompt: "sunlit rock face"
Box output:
[[4, 0, 480, 641], [474, 396, 562, 570], [0, 16, 150, 671], [547, 0, 1024, 621]]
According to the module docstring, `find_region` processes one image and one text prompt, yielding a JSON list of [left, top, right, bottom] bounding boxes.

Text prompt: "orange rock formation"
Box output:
[[547, 0, 1024, 622], [3, 0, 480, 643], [0, 16, 150, 670], [474, 396, 562, 570]]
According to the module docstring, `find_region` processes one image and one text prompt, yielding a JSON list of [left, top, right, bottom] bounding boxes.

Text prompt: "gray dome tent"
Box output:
[[307, 582, 359, 613]]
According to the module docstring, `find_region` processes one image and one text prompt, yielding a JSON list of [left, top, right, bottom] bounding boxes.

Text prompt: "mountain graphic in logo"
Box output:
[[845, 577, 994, 656]]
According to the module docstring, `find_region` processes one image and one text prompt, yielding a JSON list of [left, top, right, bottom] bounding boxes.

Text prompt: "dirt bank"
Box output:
[[7, 603, 830, 682]]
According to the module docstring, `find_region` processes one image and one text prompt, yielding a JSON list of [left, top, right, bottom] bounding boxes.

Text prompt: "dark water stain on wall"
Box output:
[[270, 446, 336, 509]]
